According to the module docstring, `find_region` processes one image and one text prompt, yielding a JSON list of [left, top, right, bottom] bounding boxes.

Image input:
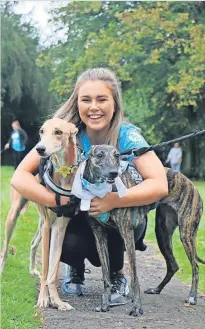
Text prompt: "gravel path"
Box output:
[[43, 243, 205, 329]]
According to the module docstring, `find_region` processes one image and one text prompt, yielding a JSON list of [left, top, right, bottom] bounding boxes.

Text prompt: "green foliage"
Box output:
[[36, 1, 205, 177], [39, 2, 205, 115], [1, 167, 42, 329], [1, 6, 55, 149], [3, 1, 203, 175]]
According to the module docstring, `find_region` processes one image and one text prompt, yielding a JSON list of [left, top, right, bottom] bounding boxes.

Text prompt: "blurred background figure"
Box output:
[[165, 143, 182, 172], [4, 120, 28, 169]]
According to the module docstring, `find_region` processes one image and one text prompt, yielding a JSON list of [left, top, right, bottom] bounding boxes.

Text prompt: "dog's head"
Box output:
[[36, 118, 78, 157], [87, 145, 120, 183]]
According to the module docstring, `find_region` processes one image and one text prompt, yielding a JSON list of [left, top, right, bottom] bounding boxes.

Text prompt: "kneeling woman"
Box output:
[[11, 68, 168, 304]]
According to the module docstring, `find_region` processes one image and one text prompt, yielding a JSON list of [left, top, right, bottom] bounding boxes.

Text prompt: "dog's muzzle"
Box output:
[[36, 144, 46, 156], [106, 169, 119, 184]]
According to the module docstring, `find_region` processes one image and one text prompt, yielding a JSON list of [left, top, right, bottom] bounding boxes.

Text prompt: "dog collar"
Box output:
[[51, 149, 85, 178], [43, 159, 73, 197], [55, 165, 79, 178]]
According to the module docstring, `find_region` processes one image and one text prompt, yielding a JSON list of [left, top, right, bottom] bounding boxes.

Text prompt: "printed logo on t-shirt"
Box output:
[[12, 131, 19, 141], [127, 130, 143, 144]]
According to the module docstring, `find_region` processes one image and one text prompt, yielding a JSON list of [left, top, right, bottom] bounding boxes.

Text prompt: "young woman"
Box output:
[[11, 68, 168, 305], [4, 120, 28, 169]]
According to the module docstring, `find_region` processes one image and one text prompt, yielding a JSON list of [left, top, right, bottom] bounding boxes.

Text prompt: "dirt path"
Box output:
[[43, 243, 205, 329]]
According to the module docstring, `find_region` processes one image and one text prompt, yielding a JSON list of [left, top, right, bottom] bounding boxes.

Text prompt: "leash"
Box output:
[[120, 129, 205, 158], [43, 129, 205, 196]]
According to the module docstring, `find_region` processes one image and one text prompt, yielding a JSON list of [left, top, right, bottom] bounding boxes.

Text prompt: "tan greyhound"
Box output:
[[1, 118, 79, 311]]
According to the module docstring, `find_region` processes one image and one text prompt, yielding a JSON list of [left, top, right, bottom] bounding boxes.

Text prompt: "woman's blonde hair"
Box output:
[[53, 68, 124, 147]]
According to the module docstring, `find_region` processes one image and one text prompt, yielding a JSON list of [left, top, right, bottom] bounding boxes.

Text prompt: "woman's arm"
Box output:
[[89, 151, 168, 215], [11, 148, 69, 207]]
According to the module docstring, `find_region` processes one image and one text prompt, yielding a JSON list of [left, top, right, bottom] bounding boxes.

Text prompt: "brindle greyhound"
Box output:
[[82, 145, 204, 316], [0, 118, 79, 311]]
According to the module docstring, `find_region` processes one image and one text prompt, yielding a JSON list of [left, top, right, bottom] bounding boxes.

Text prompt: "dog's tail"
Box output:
[[10, 187, 29, 215], [20, 201, 29, 215], [196, 255, 205, 264]]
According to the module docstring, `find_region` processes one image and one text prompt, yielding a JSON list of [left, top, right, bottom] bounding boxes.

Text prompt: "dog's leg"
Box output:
[[90, 218, 112, 312], [145, 204, 179, 295], [37, 207, 50, 308], [0, 191, 27, 274], [47, 216, 74, 311], [179, 225, 199, 305], [29, 211, 43, 278], [178, 187, 203, 305], [117, 214, 143, 317]]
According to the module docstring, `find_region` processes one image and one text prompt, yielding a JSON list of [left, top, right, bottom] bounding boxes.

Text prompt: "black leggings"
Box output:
[[12, 150, 25, 169], [60, 212, 147, 273]]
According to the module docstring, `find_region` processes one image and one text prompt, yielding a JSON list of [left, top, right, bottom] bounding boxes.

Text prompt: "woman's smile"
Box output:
[[88, 114, 104, 120]]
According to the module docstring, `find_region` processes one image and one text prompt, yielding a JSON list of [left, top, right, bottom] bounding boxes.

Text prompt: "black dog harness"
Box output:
[[40, 158, 80, 217]]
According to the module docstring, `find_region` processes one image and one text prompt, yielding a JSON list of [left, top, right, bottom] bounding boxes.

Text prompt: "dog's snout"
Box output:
[[108, 169, 118, 179], [36, 145, 46, 155]]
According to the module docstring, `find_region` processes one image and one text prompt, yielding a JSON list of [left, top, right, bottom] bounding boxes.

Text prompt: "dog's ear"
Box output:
[[66, 123, 78, 145]]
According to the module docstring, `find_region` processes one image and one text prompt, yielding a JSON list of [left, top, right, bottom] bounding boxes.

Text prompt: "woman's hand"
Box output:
[[89, 193, 118, 216]]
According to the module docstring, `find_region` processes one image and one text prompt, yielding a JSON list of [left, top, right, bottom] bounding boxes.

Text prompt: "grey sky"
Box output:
[[13, 1, 69, 46]]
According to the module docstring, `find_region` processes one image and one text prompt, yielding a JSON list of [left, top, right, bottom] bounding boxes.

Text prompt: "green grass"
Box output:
[[1, 167, 204, 329], [1, 167, 42, 329], [146, 181, 205, 293]]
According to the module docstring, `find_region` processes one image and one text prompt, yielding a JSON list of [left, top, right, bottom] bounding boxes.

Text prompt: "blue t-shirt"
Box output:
[[78, 122, 149, 160], [11, 131, 25, 152]]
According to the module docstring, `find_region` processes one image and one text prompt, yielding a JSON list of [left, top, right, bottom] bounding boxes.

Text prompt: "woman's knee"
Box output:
[[61, 232, 88, 265]]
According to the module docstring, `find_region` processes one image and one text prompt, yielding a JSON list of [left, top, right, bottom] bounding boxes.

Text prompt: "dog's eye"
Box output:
[[114, 151, 120, 159], [55, 130, 63, 135], [39, 129, 44, 135], [96, 152, 104, 158]]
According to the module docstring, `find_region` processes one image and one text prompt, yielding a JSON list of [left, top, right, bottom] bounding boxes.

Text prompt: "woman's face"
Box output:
[[77, 80, 115, 134]]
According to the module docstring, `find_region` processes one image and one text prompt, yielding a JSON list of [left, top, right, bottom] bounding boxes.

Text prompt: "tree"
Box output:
[[38, 1, 205, 177], [1, 4, 55, 153]]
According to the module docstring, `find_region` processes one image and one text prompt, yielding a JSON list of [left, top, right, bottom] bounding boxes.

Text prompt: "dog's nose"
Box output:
[[36, 145, 46, 155], [108, 170, 118, 179]]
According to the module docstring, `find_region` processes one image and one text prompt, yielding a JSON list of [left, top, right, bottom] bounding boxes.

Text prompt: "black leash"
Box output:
[[120, 129, 205, 158]]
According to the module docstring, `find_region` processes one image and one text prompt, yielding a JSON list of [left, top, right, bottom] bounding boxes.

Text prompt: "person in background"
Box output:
[[4, 120, 28, 169], [165, 142, 182, 172]]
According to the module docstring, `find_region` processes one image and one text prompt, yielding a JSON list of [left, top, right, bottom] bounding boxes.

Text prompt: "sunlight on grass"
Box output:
[[1, 166, 42, 329], [146, 181, 205, 293]]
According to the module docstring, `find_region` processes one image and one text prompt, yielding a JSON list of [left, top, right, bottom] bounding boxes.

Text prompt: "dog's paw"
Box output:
[[144, 287, 160, 294], [37, 286, 50, 308], [58, 302, 74, 311], [185, 296, 197, 305], [94, 305, 110, 312], [37, 295, 50, 308], [129, 306, 143, 317], [30, 268, 41, 278]]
